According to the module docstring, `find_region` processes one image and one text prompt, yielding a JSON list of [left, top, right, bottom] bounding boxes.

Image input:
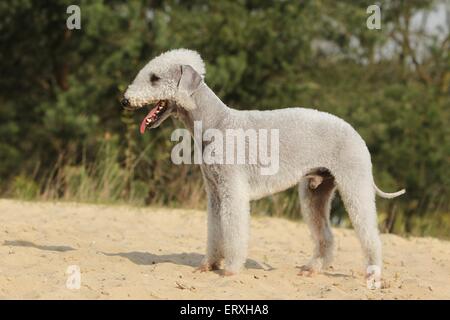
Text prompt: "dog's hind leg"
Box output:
[[336, 171, 382, 288], [298, 172, 336, 276]]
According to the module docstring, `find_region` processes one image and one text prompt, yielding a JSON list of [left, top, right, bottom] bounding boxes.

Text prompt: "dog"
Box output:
[[122, 49, 405, 287]]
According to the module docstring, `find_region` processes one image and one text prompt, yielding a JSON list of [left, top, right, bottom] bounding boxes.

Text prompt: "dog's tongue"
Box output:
[[139, 101, 162, 134]]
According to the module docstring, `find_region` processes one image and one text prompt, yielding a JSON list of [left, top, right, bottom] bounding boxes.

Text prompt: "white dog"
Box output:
[[122, 49, 405, 285]]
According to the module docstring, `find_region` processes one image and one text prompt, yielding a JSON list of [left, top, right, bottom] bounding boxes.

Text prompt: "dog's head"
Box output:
[[122, 49, 205, 133]]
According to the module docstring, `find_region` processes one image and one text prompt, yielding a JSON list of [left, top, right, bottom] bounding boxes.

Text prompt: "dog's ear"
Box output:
[[174, 65, 203, 110], [177, 65, 202, 94]]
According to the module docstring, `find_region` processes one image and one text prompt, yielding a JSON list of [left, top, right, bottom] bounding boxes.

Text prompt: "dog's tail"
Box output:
[[373, 182, 405, 199]]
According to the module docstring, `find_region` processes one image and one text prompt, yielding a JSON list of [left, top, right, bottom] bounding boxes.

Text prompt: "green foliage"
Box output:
[[38, 137, 151, 205], [11, 175, 39, 200], [0, 1, 449, 237]]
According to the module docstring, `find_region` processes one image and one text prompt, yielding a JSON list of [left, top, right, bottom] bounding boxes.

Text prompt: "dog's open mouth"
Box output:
[[139, 100, 169, 134]]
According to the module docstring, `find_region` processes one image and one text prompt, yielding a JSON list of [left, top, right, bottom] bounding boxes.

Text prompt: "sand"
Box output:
[[0, 199, 448, 299]]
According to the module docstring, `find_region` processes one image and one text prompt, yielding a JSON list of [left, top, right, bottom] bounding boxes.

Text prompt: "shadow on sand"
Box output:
[[101, 251, 274, 271], [2, 240, 275, 271], [3, 240, 75, 252]]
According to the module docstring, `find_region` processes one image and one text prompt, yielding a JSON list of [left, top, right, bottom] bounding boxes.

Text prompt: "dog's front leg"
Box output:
[[197, 191, 224, 272], [198, 167, 250, 275], [198, 188, 250, 275], [219, 189, 250, 276]]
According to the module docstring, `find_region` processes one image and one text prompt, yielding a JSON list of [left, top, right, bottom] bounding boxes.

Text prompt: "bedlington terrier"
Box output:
[[122, 49, 405, 286]]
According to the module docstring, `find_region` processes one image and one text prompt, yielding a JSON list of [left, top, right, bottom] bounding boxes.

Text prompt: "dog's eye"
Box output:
[[150, 74, 160, 83]]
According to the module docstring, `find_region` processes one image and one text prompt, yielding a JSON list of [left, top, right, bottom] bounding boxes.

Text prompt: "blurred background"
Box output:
[[0, 0, 448, 238]]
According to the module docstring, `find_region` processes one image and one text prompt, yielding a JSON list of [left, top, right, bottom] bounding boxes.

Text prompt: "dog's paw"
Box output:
[[298, 258, 323, 276], [222, 261, 242, 276], [194, 264, 211, 273], [222, 270, 236, 277], [366, 265, 382, 289], [297, 264, 319, 277], [194, 261, 220, 273]]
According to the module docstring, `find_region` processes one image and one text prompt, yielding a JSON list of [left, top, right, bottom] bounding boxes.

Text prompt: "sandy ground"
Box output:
[[0, 199, 449, 300]]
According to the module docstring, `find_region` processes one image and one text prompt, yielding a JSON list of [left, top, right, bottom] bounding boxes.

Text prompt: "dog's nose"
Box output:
[[121, 98, 130, 108]]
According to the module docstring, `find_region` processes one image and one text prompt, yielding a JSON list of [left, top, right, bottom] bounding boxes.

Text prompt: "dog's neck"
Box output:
[[177, 83, 231, 134]]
